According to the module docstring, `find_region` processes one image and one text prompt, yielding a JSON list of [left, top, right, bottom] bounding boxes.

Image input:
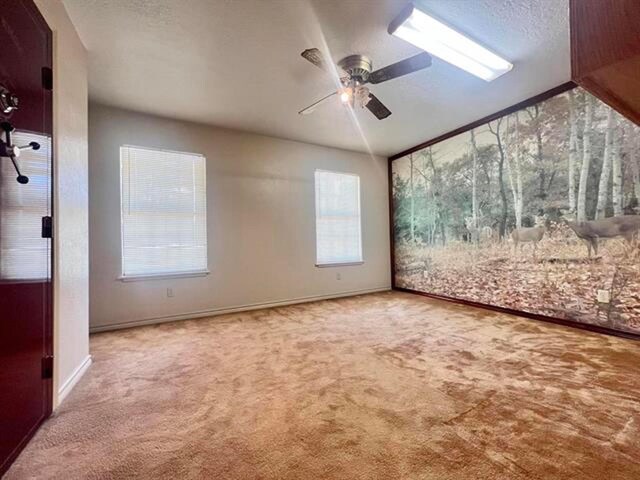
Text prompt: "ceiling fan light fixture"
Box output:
[[340, 89, 352, 104], [354, 86, 371, 108], [388, 3, 513, 81]]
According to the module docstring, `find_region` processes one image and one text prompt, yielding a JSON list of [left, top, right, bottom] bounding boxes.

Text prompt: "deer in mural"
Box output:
[[464, 214, 497, 245], [562, 212, 640, 258], [511, 214, 547, 258]]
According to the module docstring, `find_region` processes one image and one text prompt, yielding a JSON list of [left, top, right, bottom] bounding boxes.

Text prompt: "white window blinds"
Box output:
[[120, 146, 207, 278], [0, 131, 51, 280], [314, 170, 362, 266]]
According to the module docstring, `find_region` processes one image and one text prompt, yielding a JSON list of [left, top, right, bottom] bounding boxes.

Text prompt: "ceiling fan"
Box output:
[[298, 48, 431, 120]]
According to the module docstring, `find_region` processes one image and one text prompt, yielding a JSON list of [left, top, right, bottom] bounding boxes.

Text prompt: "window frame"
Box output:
[[314, 169, 364, 268], [118, 144, 209, 281]]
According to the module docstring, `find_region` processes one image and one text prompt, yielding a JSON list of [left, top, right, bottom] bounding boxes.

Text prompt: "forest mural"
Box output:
[[392, 87, 640, 335]]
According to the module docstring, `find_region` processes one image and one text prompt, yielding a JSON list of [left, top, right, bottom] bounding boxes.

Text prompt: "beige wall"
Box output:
[[89, 104, 391, 330], [34, 0, 90, 407]]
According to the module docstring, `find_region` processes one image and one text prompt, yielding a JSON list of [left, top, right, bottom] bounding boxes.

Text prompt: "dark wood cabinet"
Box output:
[[570, 0, 640, 125]]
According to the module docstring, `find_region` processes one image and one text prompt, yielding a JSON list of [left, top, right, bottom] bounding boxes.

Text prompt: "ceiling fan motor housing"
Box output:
[[338, 55, 373, 83]]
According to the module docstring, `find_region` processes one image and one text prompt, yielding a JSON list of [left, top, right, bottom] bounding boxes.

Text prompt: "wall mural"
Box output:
[[391, 86, 640, 335]]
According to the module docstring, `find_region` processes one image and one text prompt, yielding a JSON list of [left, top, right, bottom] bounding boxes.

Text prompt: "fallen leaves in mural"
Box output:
[[396, 224, 640, 334]]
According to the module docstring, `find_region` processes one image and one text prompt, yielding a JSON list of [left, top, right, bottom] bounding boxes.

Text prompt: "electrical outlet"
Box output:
[[597, 289, 610, 303], [167, 288, 174, 298], [336, 272, 342, 280]]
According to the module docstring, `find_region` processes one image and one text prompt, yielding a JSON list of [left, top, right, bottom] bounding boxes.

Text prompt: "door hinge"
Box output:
[[42, 67, 53, 91], [42, 355, 54, 379], [41, 216, 52, 238]]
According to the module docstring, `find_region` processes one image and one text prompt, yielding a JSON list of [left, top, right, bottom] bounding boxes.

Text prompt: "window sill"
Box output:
[[315, 261, 364, 268], [118, 270, 210, 282]]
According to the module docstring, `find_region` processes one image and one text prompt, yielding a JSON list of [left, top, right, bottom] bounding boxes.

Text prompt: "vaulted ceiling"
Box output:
[[63, 0, 570, 156]]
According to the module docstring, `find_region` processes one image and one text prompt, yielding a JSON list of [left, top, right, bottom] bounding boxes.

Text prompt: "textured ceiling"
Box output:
[[63, 0, 570, 157]]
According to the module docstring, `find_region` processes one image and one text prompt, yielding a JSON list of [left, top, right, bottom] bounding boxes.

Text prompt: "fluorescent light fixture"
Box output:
[[388, 3, 513, 81]]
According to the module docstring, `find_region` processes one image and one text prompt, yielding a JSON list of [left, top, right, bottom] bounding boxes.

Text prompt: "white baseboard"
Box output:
[[90, 286, 391, 333], [57, 355, 92, 407]]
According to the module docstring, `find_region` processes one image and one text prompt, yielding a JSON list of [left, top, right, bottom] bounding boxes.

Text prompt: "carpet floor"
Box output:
[[6, 291, 640, 479]]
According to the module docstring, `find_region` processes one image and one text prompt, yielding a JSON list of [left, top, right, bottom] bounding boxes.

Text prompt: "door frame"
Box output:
[[27, 0, 54, 421], [34, 0, 54, 420]]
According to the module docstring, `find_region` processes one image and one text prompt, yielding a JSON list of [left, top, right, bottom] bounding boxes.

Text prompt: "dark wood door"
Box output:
[[0, 0, 53, 475]]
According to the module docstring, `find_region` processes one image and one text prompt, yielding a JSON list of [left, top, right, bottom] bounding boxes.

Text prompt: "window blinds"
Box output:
[[120, 146, 207, 278], [0, 131, 51, 280], [314, 170, 362, 265]]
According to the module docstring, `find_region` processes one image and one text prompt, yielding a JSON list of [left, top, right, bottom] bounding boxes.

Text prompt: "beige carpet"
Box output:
[[6, 291, 640, 479]]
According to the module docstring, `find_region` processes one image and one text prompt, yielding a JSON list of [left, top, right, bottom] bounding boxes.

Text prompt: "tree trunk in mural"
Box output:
[[505, 113, 524, 229], [568, 90, 578, 213], [527, 105, 548, 200], [634, 162, 640, 206], [470, 130, 479, 232], [575, 89, 584, 206], [611, 122, 623, 216], [596, 108, 615, 219], [633, 142, 640, 207], [427, 147, 446, 246], [488, 118, 508, 238], [409, 153, 415, 243], [413, 155, 435, 245], [515, 117, 523, 228], [505, 117, 519, 228], [578, 95, 595, 222]]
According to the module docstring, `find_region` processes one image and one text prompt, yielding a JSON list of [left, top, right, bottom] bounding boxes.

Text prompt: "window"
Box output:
[[314, 170, 362, 266], [120, 146, 207, 279], [0, 131, 51, 280]]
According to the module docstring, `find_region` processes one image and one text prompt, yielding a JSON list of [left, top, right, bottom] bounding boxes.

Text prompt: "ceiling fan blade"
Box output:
[[367, 52, 432, 84], [301, 48, 327, 71], [298, 91, 337, 115], [366, 93, 392, 120]]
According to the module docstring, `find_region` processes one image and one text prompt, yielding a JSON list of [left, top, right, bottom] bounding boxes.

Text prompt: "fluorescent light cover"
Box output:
[[389, 4, 513, 81]]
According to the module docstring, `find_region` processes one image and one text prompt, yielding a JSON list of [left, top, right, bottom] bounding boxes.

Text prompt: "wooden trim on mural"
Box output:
[[576, 77, 640, 128], [394, 286, 640, 341], [569, 0, 640, 126], [389, 81, 577, 161], [386, 81, 639, 340]]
